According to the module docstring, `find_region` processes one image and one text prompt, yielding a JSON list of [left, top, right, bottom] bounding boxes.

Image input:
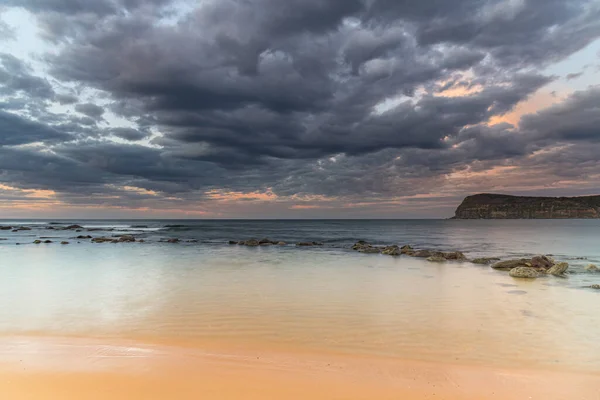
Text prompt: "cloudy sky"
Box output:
[[0, 0, 599, 219]]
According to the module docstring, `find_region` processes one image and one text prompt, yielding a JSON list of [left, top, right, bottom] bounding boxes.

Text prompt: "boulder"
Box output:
[[76, 235, 92, 239], [228, 241, 238, 245], [427, 256, 447, 263], [259, 238, 277, 245], [509, 267, 539, 279], [530, 255, 553, 270], [0, 226, 12, 230], [585, 264, 599, 272], [491, 259, 531, 271], [44, 240, 53, 244], [240, 239, 260, 246], [61, 241, 69, 245], [33, 240, 42, 244], [277, 242, 286, 246], [381, 245, 401, 256], [590, 284, 600, 290], [471, 257, 501, 265], [547, 262, 569, 276], [164, 238, 180, 244]]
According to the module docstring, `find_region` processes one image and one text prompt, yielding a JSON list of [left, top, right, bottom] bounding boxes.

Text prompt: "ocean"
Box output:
[[1, 219, 599, 372]]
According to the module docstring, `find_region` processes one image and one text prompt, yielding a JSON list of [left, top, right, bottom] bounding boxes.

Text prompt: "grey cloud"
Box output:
[[75, 102, 104, 119], [566, 72, 584, 80], [0, 110, 71, 145], [110, 127, 149, 141]]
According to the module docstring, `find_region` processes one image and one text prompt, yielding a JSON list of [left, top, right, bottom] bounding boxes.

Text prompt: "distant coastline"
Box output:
[[452, 193, 600, 219]]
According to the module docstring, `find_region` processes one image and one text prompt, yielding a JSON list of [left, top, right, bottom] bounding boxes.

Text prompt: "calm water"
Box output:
[[1, 219, 600, 371]]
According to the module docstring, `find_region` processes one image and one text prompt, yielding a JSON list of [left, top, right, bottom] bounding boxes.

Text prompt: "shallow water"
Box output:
[[1, 219, 600, 372]]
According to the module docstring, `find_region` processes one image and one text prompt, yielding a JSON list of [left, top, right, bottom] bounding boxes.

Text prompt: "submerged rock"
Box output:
[[491, 259, 531, 271], [412, 250, 437, 258], [351, 241, 370, 250], [547, 262, 569, 276], [117, 235, 136, 243], [0, 226, 13, 230], [358, 247, 381, 254], [471, 257, 501, 265], [228, 241, 238, 245], [239, 239, 260, 246], [61, 241, 69, 245], [63, 225, 84, 230], [277, 242, 286, 246], [441, 251, 467, 261], [76, 235, 92, 239], [509, 267, 539, 279], [427, 256, 447, 263], [585, 264, 599, 272], [13, 227, 32, 231], [92, 237, 114, 243], [296, 241, 323, 247]]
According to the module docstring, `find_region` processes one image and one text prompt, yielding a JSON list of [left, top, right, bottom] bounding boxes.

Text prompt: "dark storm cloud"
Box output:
[[0, 110, 71, 145], [1, 0, 600, 214]]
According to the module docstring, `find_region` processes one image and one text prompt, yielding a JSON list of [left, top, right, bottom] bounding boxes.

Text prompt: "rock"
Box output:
[[589, 284, 600, 290], [33, 240, 42, 244], [358, 247, 381, 254], [117, 235, 136, 243], [400, 245, 413, 254], [277, 242, 286, 246], [240, 239, 260, 246], [61, 241, 69, 245], [427, 256, 447, 263], [352, 241, 370, 250], [163, 238, 180, 244], [43, 240, 53, 244], [139, 240, 145, 243], [63, 225, 84, 230], [547, 262, 569, 276], [186, 239, 199, 243], [46, 227, 56, 230], [509, 267, 539, 279], [381, 245, 401, 256], [259, 238, 277, 245], [531, 255, 553, 270], [132, 225, 148, 228], [13, 227, 32, 231], [92, 237, 114, 243], [585, 264, 599, 272], [0, 226, 13, 230], [441, 251, 467, 261], [491, 259, 531, 271], [471, 257, 501, 265], [412, 250, 438, 258], [228, 241, 238, 245], [296, 241, 323, 247], [76, 235, 93, 239]]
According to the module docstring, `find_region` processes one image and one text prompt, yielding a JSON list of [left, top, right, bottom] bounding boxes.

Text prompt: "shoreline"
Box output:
[[1, 335, 599, 400]]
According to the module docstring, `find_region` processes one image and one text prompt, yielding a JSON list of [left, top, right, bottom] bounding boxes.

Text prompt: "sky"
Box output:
[[0, 0, 600, 219]]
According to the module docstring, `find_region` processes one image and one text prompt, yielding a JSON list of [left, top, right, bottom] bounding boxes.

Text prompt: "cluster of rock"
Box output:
[[350, 241, 467, 262], [230, 238, 321, 247], [491, 255, 569, 279]]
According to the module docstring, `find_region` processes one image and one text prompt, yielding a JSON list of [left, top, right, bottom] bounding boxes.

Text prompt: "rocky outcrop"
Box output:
[[585, 264, 599, 272], [296, 241, 323, 247], [453, 193, 600, 219]]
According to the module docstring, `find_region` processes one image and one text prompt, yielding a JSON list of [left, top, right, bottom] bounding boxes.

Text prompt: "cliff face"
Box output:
[[453, 194, 600, 219]]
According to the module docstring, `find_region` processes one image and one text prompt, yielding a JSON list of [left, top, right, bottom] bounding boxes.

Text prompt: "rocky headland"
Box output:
[[452, 193, 600, 219]]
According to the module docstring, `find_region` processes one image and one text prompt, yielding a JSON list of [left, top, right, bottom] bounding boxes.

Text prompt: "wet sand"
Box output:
[[0, 336, 598, 400]]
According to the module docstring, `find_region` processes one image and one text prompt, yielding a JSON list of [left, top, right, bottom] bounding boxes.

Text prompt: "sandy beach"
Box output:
[[1, 336, 599, 400]]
